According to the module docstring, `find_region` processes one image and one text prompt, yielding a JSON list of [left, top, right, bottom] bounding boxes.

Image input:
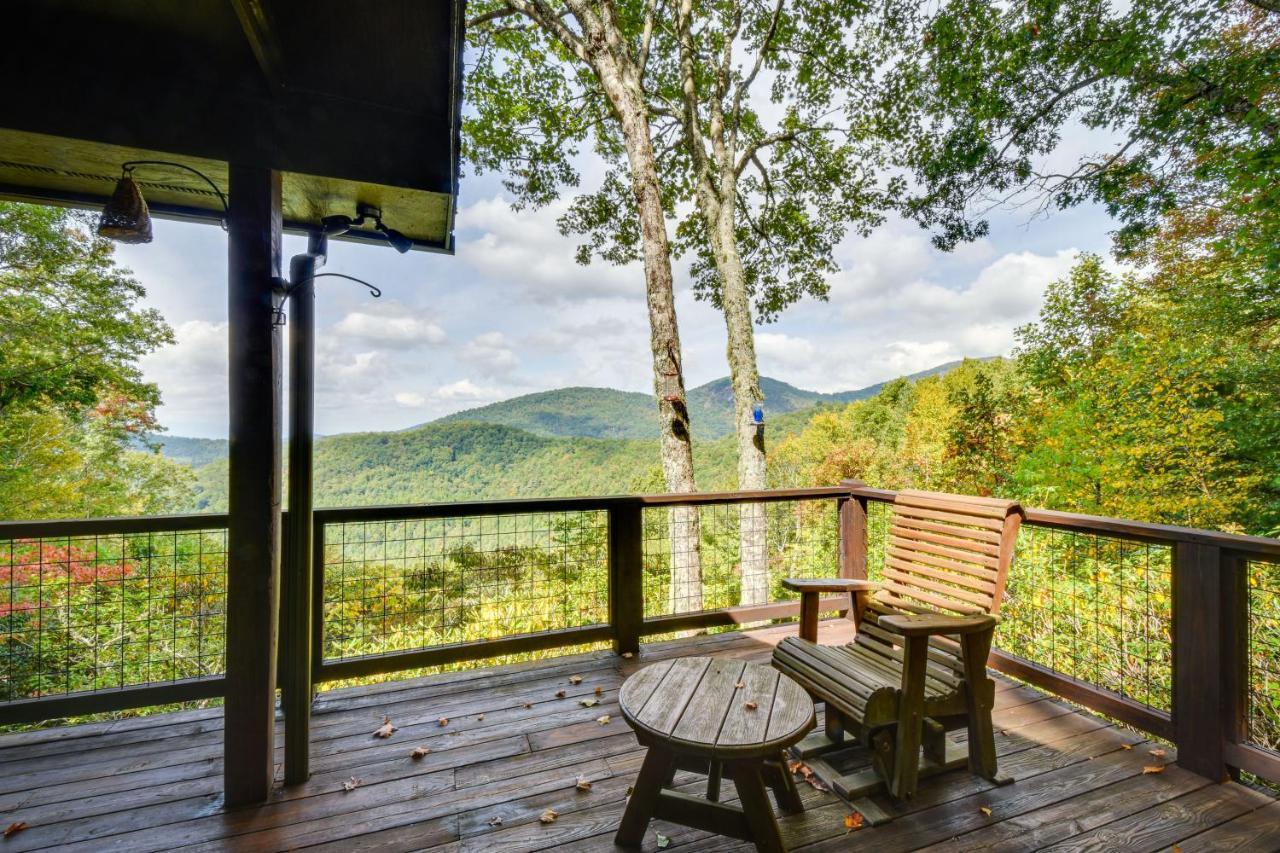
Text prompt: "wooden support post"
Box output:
[[838, 481, 868, 625], [224, 164, 283, 807], [1173, 541, 1232, 782], [609, 501, 644, 656], [280, 234, 322, 785]]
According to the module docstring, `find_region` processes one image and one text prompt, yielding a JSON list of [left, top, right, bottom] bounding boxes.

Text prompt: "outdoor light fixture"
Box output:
[[321, 202, 413, 253], [97, 161, 229, 244]]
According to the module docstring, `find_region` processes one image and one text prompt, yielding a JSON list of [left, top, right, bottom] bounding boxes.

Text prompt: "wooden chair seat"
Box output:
[[770, 488, 1023, 815]]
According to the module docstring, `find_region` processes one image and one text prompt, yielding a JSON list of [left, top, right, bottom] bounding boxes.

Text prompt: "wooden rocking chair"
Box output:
[[771, 489, 1023, 817]]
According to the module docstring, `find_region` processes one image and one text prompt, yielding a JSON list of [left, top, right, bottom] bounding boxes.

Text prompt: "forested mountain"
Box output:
[[430, 367, 966, 439]]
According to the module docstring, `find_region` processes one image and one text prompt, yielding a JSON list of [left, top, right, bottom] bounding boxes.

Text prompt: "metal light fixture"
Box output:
[[97, 161, 229, 243], [321, 202, 413, 253]]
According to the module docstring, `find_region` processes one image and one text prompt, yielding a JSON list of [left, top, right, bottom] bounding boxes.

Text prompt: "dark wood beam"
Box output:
[[224, 164, 284, 807], [230, 0, 287, 93]]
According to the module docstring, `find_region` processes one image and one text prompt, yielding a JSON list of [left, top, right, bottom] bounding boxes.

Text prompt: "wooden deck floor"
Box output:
[[1, 621, 1277, 852]]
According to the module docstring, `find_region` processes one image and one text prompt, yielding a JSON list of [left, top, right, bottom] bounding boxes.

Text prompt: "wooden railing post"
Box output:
[[838, 481, 869, 625], [1173, 541, 1237, 782], [609, 501, 644, 656]]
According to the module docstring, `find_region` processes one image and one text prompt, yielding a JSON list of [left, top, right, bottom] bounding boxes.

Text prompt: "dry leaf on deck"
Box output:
[[343, 776, 363, 792], [487, 815, 503, 827], [1142, 765, 1165, 774], [1121, 743, 1133, 750], [597, 714, 611, 725], [555, 689, 567, 699], [575, 774, 593, 791], [373, 716, 397, 738], [844, 812, 864, 832], [734, 682, 745, 689], [580, 698, 599, 707], [979, 806, 993, 817], [569, 675, 584, 685], [539, 809, 559, 824], [791, 761, 830, 792], [656, 832, 671, 848], [4, 823, 28, 839], [621, 652, 634, 659], [410, 746, 431, 759], [438, 717, 449, 727], [594, 686, 603, 696], [788, 760, 803, 774], [744, 701, 758, 711], [476, 714, 485, 722], [523, 703, 532, 709], [1149, 748, 1167, 758]]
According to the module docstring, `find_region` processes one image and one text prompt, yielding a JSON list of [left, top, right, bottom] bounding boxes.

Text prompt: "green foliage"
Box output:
[[0, 202, 190, 520], [894, 0, 1280, 271]]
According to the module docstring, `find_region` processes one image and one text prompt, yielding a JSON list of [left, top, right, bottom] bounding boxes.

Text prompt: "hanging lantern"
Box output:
[[97, 170, 153, 243]]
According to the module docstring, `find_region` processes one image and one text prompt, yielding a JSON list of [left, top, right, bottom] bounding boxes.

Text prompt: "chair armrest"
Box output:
[[879, 613, 998, 637], [782, 578, 882, 594]]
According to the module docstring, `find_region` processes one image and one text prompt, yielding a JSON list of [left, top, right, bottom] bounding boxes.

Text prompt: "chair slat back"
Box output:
[[856, 490, 1023, 679]]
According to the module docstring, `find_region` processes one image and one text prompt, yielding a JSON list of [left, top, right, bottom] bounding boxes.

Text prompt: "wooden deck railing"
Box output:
[[2, 485, 1277, 790]]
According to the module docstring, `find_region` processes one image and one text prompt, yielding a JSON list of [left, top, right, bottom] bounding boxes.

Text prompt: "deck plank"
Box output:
[[0, 620, 1271, 853]]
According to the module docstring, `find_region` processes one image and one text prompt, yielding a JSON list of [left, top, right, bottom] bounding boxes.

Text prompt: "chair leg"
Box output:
[[890, 635, 929, 800], [615, 746, 675, 847], [961, 630, 1001, 781]]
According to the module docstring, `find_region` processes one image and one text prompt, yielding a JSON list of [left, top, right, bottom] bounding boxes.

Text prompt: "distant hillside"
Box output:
[[143, 435, 229, 468], [435, 364, 967, 440]]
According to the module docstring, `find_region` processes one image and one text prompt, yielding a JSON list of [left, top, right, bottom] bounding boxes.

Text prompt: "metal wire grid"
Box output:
[[862, 500, 1172, 712], [1, 530, 227, 702], [320, 511, 610, 662], [1247, 559, 1280, 754], [998, 528, 1173, 712], [640, 499, 841, 617]]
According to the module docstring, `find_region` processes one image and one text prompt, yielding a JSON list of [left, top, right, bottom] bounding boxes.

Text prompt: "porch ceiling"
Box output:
[[0, 0, 464, 252]]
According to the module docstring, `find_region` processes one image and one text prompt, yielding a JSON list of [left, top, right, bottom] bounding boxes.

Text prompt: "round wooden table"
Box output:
[[615, 657, 816, 853]]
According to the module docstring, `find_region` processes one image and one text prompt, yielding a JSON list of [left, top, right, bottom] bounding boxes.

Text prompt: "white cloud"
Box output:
[[435, 379, 506, 402], [139, 319, 228, 437], [460, 331, 519, 375], [394, 392, 427, 408], [333, 303, 446, 348]]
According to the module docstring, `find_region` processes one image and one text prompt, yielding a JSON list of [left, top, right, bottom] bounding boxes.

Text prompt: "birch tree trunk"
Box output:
[[587, 14, 704, 614]]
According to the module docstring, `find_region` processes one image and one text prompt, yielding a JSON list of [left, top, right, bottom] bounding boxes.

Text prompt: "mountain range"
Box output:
[[158, 362, 969, 510]]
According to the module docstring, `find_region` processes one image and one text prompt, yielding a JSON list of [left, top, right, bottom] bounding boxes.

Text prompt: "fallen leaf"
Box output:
[[1121, 743, 1133, 750], [621, 652, 635, 659], [790, 761, 830, 793], [555, 689, 566, 699], [539, 808, 559, 824], [788, 760, 803, 774], [438, 717, 449, 727], [1149, 748, 1167, 758], [373, 716, 397, 739], [579, 698, 599, 707], [844, 812, 864, 832], [4, 823, 28, 838], [656, 832, 671, 848], [734, 681, 745, 689], [597, 714, 611, 725], [476, 714, 485, 722], [487, 815, 503, 827], [410, 746, 431, 759], [594, 686, 603, 696], [569, 675, 584, 685], [343, 776, 363, 792], [575, 774, 593, 791], [523, 703, 532, 709], [979, 806, 993, 817], [1142, 765, 1165, 774], [744, 701, 758, 711]]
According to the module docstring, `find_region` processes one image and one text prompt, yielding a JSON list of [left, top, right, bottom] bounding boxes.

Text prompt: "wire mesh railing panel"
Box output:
[[1247, 559, 1280, 755], [1, 529, 227, 702], [320, 511, 610, 662], [641, 498, 841, 617], [998, 527, 1173, 713]]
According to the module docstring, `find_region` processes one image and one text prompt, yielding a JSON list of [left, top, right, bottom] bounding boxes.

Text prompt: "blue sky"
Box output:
[[119, 161, 1115, 439]]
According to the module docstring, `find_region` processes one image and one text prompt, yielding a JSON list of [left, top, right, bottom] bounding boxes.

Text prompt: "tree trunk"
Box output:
[[706, 193, 769, 605], [594, 52, 704, 614]]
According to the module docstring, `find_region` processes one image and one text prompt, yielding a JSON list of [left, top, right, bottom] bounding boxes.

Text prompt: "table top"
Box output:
[[618, 657, 815, 759]]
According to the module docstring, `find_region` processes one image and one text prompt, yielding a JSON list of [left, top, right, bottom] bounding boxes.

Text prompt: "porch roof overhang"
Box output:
[[0, 0, 464, 252]]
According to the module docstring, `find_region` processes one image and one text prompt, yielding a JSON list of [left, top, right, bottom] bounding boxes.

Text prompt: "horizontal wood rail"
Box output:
[[5, 483, 1279, 790]]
